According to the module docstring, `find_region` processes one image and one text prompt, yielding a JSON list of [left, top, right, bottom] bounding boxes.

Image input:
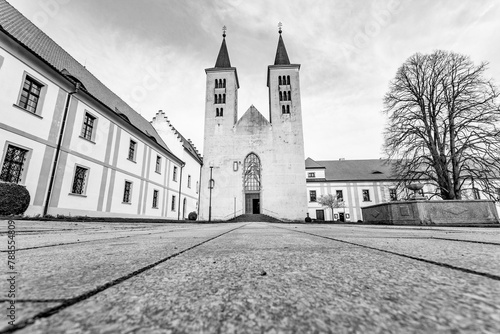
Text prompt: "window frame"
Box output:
[[389, 188, 397, 201], [128, 139, 137, 162], [309, 190, 317, 202], [80, 111, 98, 143], [0, 142, 32, 185], [173, 166, 178, 182], [155, 155, 162, 174], [187, 175, 191, 188], [152, 189, 159, 208], [15, 72, 47, 117], [308, 172, 315, 178], [123, 180, 133, 204], [336, 190, 344, 202], [70, 164, 90, 196], [362, 189, 371, 202], [171, 195, 176, 211]]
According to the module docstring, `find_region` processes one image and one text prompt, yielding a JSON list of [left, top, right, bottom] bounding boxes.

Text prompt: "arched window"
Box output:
[[223, 79, 226, 88], [287, 75, 290, 85], [279, 92, 283, 101], [278, 76, 282, 85], [222, 94, 226, 103], [214, 94, 217, 104], [282, 105, 286, 113], [216, 108, 219, 116], [215, 79, 219, 88], [288, 91, 291, 101], [218, 94, 222, 104], [283, 91, 287, 101], [244, 153, 261, 192], [286, 105, 290, 114], [220, 108, 223, 116]]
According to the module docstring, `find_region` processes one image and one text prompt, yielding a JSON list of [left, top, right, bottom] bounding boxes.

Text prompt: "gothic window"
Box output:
[[71, 165, 88, 195], [279, 92, 283, 101], [278, 76, 282, 85], [223, 79, 226, 88], [244, 153, 261, 192], [282, 105, 286, 114], [215, 79, 219, 88], [0, 144, 29, 184], [287, 75, 290, 85]]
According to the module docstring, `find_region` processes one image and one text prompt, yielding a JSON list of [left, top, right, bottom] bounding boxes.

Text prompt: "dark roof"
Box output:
[[305, 157, 325, 169], [306, 158, 396, 181], [274, 33, 290, 65], [0, 0, 174, 158], [214, 37, 231, 68]]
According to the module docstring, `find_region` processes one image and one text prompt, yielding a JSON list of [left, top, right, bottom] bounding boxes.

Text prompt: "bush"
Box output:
[[0, 182, 30, 215], [188, 211, 197, 220]]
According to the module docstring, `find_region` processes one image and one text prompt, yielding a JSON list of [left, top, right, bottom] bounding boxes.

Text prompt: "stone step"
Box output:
[[228, 214, 282, 223]]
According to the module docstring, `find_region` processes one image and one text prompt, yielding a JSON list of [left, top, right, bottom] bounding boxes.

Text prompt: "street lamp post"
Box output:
[[209, 166, 214, 222]]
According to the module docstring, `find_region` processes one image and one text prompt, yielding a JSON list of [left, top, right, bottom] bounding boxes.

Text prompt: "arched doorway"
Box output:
[[243, 153, 261, 214]]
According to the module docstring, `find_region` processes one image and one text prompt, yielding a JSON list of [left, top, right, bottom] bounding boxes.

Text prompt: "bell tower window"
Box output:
[[287, 75, 290, 85]]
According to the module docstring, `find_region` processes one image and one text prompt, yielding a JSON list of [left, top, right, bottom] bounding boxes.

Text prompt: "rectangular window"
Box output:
[[80, 112, 96, 141], [155, 155, 161, 173], [308, 172, 315, 178], [0, 145, 29, 184], [152, 189, 159, 208], [336, 190, 343, 201], [309, 190, 317, 202], [173, 166, 178, 181], [188, 175, 191, 188], [128, 140, 136, 161], [171, 195, 176, 211], [123, 181, 132, 203], [362, 189, 371, 202], [71, 166, 88, 195], [18, 76, 43, 114], [196, 181, 199, 194], [389, 188, 397, 201]]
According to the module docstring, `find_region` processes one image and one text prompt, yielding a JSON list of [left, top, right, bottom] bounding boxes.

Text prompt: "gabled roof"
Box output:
[[274, 33, 291, 65], [305, 157, 325, 169], [306, 158, 396, 181], [214, 36, 231, 68], [236, 105, 271, 129], [0, 0, 174, 158]]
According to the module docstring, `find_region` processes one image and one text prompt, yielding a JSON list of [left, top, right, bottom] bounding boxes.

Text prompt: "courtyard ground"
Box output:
[[0, 220, 499, 333]]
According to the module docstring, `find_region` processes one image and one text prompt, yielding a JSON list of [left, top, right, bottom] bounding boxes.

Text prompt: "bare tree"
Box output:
[[317, 194, 344, 221], [383, 50, 500, 200]]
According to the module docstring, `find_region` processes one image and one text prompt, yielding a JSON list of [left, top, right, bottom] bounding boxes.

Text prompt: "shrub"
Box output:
[[188, 211, 197, 220], [0, 182, 31, 215]]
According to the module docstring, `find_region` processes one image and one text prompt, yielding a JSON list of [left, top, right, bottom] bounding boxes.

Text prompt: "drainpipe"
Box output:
[[197, 162, 202, 218], [43, 83, 80, 216], [177, 164, 184, 220]]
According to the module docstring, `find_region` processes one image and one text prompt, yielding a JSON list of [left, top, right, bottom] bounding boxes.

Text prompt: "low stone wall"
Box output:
[[361, 200, 500, 226]]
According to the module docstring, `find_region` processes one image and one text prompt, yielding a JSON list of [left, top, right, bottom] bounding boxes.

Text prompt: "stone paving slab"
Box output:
[[15, 223, 500, 334], [0, 302, 62, 333], [0, 223, 245, 302]]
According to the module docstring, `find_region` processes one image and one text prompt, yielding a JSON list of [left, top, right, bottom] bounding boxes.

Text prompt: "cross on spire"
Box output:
[[278, 22, 282, 34], [222, 25, 227, 38]]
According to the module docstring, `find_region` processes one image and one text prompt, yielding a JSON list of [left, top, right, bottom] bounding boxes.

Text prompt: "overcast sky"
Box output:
[[11, 0, 500, 160]]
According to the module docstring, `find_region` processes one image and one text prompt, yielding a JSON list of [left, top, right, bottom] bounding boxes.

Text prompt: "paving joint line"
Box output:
[[272, 224, 500, 281], [1, 223, 248, 334], [429, 237, 500, 246]]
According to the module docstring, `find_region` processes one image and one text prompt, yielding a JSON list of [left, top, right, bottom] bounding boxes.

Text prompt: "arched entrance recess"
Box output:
[[243, 153, 261, 214]]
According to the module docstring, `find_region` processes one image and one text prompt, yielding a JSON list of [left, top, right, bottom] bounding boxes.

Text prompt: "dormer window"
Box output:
[[308, 172, 315, 178]]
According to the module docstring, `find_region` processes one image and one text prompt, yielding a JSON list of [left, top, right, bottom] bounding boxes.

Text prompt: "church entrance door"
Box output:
[[245, 193, 260, 214]]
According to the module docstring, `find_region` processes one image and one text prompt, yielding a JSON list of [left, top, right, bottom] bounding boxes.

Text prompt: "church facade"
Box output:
[[198, 30, 307, 221]]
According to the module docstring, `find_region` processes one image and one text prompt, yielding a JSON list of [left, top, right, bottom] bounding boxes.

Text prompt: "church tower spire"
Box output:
[[274, 23, 290, 65], [215, 26, 232, 68]]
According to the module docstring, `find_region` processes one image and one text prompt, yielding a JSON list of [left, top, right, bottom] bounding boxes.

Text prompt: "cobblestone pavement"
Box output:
[[0, 220, 499, 333]]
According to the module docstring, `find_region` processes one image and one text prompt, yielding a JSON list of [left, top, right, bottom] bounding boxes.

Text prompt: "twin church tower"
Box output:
[[199, 27, 307, 221]]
